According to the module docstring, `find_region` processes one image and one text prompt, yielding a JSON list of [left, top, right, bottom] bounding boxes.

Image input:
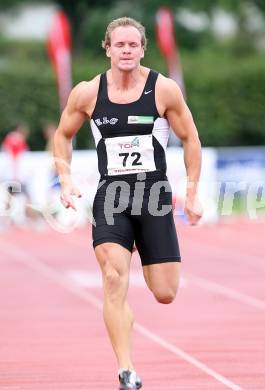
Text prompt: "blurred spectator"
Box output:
[[2, 124, 29, 164], [1, 124, 32, 225], [43, 122, 56, 153]]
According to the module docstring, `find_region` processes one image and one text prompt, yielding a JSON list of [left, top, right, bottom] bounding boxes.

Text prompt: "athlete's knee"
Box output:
[[96, 246, 127, 293], [95, 243, 131, 304], [104, 265, 122, 291], [153, 287, 177, 304]]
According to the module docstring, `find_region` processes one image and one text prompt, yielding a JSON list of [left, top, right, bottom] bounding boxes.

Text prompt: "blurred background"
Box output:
[[0, 0, 265, 228], [1, 5, 265, 389]]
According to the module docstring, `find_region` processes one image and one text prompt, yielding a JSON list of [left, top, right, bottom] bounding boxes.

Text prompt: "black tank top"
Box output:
[[90, 69, 170, 177]]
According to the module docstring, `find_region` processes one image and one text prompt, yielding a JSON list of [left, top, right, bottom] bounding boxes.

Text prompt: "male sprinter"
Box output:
[[54, 17, 202, 390]]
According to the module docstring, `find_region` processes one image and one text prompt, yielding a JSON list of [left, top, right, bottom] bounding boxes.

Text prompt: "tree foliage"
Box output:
[[1, 0, 265, 148], [1, 0, 265, 52]]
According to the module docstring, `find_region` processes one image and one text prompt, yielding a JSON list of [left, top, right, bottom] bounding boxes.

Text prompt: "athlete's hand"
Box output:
[[60, 181, 82, 211], [184, 195, 203, 226]]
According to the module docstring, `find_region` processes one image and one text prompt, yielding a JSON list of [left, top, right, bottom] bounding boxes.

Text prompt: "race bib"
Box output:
[[105, 134, 156, 175]]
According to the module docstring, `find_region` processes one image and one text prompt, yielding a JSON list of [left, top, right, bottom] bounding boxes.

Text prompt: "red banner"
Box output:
[[156, 7, 186, 98], [47, 11, 72, 111]]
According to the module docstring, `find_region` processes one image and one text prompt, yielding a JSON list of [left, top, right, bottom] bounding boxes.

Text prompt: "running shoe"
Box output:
[[118, 369, 142, 390]]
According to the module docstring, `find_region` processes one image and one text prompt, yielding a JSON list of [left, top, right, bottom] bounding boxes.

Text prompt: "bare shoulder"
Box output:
[[156, 74, 183, 110], [67, 75, 100, 114]]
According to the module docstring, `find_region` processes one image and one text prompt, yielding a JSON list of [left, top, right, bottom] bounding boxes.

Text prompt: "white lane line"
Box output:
[[0, 387, 21, 389], [65, 270, 188, 289], [0, 243, 243, 390], [135, 323, 243, 390], [185, 272, 265, 310], [65, 269, 145, 288]]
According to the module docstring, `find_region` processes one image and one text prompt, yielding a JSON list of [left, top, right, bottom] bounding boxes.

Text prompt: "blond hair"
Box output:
[[102, 17, 147, 50]]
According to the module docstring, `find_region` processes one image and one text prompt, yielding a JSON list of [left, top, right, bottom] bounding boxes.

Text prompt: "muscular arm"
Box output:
[[159, 77, 202, 224], [54, 82, 87, 184]]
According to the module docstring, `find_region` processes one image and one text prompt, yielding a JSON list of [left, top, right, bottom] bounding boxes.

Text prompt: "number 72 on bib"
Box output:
[[105, 134, 156, 175]]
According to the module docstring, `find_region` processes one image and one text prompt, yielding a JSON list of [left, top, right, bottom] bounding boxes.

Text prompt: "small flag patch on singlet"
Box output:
[[128, 116, 154, 124]]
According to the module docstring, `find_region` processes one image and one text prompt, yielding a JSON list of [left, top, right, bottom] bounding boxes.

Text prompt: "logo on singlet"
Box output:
[[95, 117, 118, 126], [128, 116, 154, 124], [118, 137, 140, 149]]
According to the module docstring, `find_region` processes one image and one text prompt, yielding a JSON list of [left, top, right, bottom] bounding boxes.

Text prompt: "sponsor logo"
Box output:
[[118, 137, 140, 149], [95, 117, 118, 126], [127, 116, 138, 124], [144, 90, 152, 95], [127, 116, 154, 124]]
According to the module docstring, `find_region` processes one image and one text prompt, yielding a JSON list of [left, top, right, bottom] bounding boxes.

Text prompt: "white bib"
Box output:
[[105, 134, 156, 175]]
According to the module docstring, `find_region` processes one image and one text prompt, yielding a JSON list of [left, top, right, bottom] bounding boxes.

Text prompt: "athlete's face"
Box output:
[[106, 26, 144, 71]]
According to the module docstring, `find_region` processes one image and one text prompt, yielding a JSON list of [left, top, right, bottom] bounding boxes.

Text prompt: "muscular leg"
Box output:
[[94, 242, 134, 370], [143, 262, 181, 304]]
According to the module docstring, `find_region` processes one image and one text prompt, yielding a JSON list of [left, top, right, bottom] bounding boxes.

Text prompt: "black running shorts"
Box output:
[[92, 171, 181, 266]]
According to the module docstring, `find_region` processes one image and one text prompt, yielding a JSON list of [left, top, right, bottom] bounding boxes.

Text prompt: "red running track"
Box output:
[[0, 218, 264, 389]]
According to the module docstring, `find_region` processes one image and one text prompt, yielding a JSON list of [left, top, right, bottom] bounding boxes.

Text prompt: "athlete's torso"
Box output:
[[90, 69, 170, 177]]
